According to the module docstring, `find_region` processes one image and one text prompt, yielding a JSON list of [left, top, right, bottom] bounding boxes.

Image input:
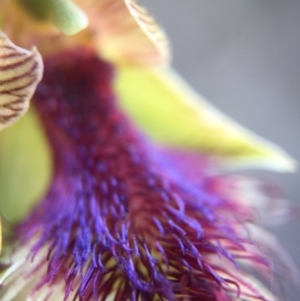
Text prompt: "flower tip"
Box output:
[[253, 141, 298, 173], [265, 150, 298, 173], [223, 146, 298, 173]]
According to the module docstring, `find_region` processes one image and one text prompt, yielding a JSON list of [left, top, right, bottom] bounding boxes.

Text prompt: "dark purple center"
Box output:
[[17, 48, 267, 301]]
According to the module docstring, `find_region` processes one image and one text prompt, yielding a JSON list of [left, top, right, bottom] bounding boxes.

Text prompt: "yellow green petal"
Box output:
[[0, 216, 1, 254], [115, 66, 296, 172], [0, 108, 52, 223], [0, 31, 43, 131], [15, 0, 88, 35]]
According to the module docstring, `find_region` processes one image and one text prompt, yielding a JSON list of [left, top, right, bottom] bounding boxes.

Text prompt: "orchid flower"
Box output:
[[0, 0, 298, 300]]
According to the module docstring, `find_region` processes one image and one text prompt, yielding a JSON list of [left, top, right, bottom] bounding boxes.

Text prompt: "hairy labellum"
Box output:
[[1, 48, 277, 301]]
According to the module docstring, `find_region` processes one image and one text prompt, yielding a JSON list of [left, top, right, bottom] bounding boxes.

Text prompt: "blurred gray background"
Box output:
[[143, 1, 300, 300]]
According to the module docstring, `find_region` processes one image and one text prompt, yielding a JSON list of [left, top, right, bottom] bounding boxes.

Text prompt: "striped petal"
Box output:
[[115, 66, 296, 172], [0, 31, 43, 130], [85, 0, 170, 66], [2, 0, 169, 65]]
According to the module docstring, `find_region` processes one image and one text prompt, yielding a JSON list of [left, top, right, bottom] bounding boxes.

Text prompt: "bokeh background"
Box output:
[[143, 1, 300, 300]]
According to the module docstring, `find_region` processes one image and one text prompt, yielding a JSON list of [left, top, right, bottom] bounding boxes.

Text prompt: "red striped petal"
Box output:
[[0, 32, 43, 130]]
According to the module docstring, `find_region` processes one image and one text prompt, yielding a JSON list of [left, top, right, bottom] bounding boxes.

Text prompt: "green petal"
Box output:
[[115, 66, 296, 172], [15, 0, 88, 35], [0, 108, 52, 223]]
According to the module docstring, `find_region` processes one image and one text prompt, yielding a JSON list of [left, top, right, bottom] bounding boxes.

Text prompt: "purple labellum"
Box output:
[[14, 48, 273, 301]]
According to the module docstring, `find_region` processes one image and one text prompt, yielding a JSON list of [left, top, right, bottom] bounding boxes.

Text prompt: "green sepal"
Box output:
[[0, 108, 52, 223], [16, 0, 88, 35]]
